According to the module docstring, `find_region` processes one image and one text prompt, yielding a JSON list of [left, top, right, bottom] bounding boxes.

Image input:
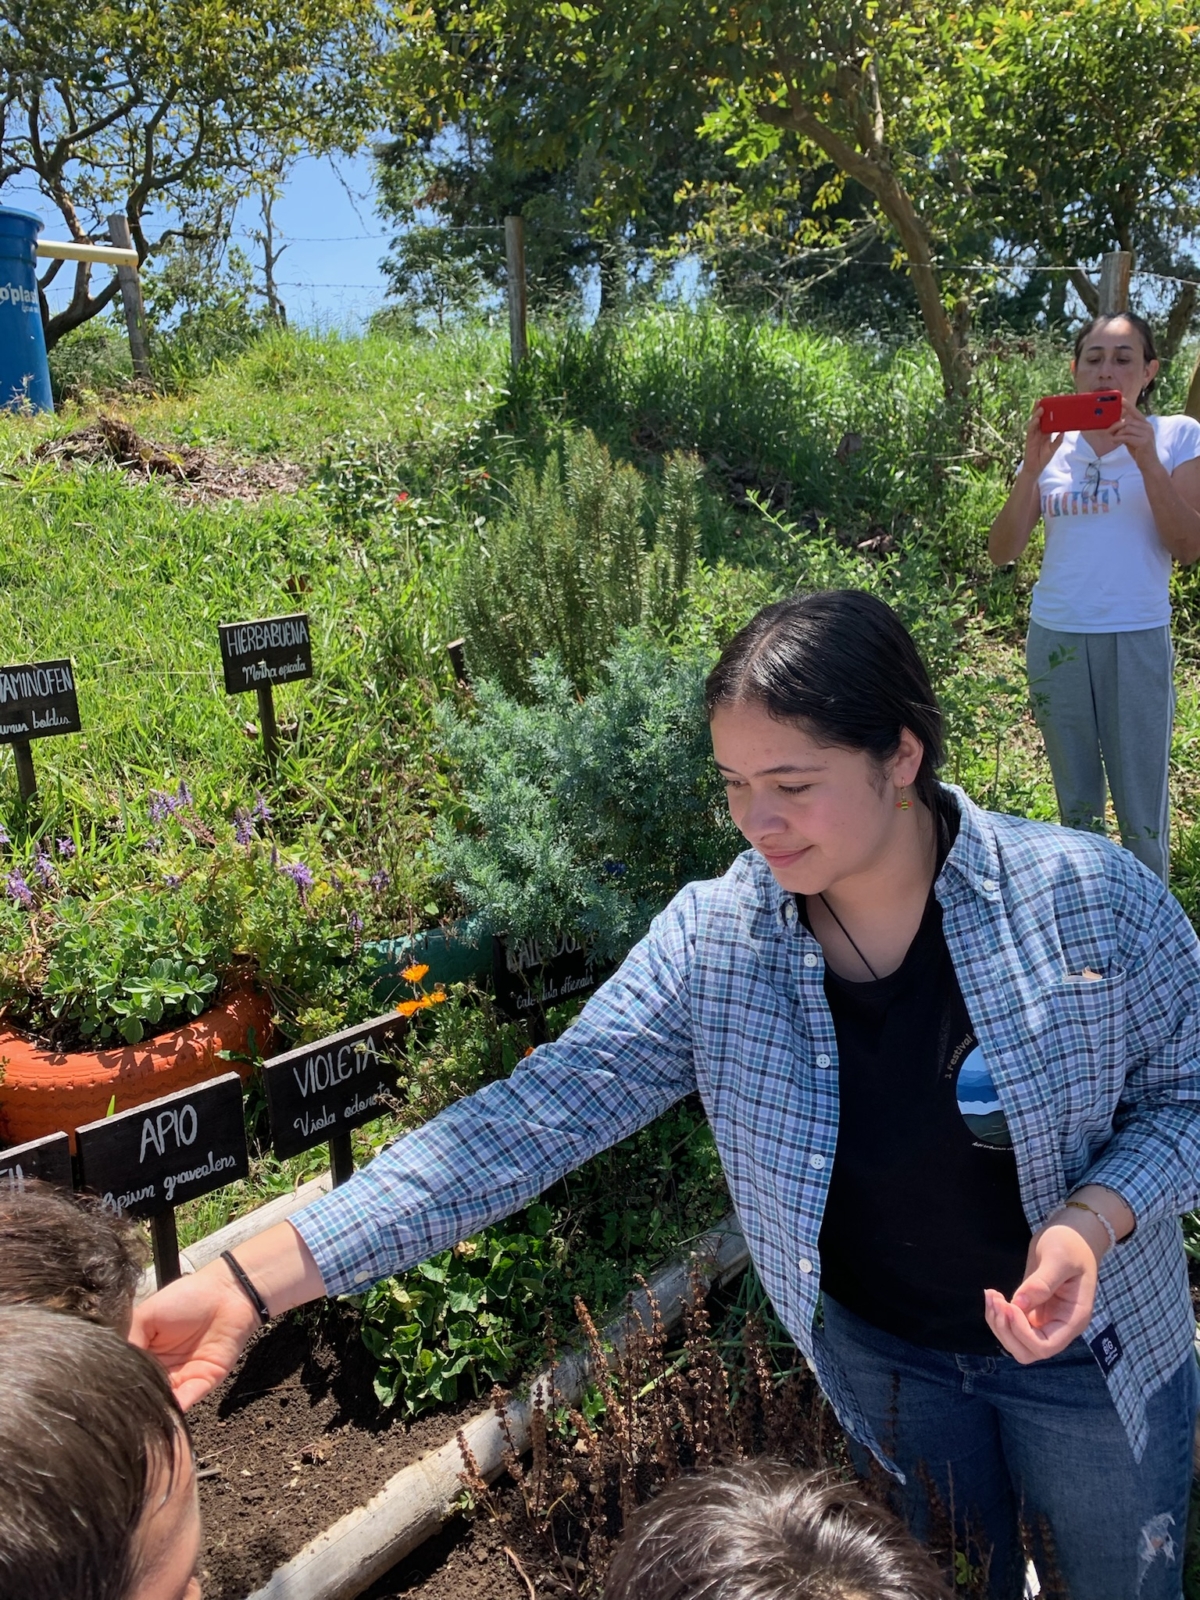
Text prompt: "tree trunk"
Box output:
[[1161, 280, 1197, 365], [762, 98, 970, 398]]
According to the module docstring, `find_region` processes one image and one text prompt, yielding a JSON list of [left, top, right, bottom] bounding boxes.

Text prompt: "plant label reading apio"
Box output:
[[218, 613, 313, 695], [75, 1073, 249, 1217], [263, 1013, 407, 1161], [0, 658, 81, 743], [0, 1130, 73, 1190]]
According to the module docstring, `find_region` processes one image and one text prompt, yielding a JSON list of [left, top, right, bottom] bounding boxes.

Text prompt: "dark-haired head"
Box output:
[[705, 591, 944, 812], [602, 1460, 953, 1600], [0, 1305, 200, 1600], [1073, 312, 1158, 408]]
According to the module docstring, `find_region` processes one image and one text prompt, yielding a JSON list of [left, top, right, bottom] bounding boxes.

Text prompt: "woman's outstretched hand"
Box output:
[[129, 1219, 329, 1408], [130, 1261, 263, 1409], [984, 1220, 1100, 1364]]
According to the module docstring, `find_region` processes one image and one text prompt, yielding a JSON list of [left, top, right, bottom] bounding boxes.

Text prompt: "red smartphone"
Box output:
[[1037, 390, 1122, 433]]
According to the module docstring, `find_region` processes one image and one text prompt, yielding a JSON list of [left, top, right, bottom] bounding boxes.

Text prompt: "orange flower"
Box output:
[[401, 962, 429, 983], [396, 990, 448, 1018]]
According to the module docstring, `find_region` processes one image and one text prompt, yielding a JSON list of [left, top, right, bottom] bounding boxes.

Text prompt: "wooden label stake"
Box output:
[[0, 657, 82, 805], [218, 613, 313, 767]]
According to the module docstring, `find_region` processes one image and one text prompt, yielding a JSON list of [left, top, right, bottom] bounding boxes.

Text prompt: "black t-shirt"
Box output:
[[809, 808, 1031, 1353]]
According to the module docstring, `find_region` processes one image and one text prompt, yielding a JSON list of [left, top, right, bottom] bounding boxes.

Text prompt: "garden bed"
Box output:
[[193, 1304, 490, 1600]]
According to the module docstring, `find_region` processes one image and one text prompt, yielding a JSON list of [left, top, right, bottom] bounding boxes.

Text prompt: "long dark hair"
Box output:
[[1074, 311, 1158, 407], [705, 591, 945, 812]]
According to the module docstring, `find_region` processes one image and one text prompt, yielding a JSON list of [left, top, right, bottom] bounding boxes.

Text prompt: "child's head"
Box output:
[[0, 1304, 201, 1600], [0, 1178, 148, 1333], [602, 1461, 952, 1600]]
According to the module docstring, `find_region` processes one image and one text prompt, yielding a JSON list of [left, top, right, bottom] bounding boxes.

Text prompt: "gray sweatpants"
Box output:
[[1026, 621, 1174, 884]]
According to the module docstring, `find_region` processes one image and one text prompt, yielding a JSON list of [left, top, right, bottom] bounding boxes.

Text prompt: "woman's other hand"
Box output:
[[983, 1217, 1103, 1364], [1022, 402, 1066, 478], [987, 404, 1063, 565], [1109, 395, 1159, 472]]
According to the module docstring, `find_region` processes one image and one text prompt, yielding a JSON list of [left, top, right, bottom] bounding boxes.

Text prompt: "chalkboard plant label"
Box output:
[[492, 932, 615, 1020], [75, 1073, 248, 1217], [218, 613, 313, 695], [263, 1013, 407, 1161], [0, 1130, 72, 1189], [0, 658, 81, 742]]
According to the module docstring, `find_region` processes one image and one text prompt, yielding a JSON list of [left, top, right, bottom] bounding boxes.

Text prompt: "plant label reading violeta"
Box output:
[[217, 613, 313, 695], [0, 658, 81, 743], [491, 933, 616, 1021], [262, 1013, 407, 1161], [0, 1131, 73, 1189], [75, 1073, 249, 1217]]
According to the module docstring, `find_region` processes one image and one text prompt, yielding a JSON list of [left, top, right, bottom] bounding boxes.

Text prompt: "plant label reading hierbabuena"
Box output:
[[74, 1073, 249, 1217], [0, 658, 81, 743], [0, 1131, 72, 1190], [217, 613, 313, 695], [491, 932, 615, 1021], [262, 1013, 407, 1161]]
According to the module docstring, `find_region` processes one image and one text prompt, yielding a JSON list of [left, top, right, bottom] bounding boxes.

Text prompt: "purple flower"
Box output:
[[164, 873, 183, 890], [33, 846, 54, 887], [253, 793, 273, 824], [347, 909, 363, 933], [148, 790, 179, 824], [329, 870, 344, 892], [279, 860, 314, 905], [177, 779, 193, 807], [0, 824, 9, 847], [369, 868, 391, 895], [56, 837, 75, 858], [6, 870, 33, 908], [234, 808, 255, 846]]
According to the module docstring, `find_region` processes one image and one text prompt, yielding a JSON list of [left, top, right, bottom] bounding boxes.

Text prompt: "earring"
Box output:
[[895, 791, 912, 810]]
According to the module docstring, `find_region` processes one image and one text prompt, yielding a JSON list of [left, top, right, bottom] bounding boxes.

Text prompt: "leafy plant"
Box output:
[[360, 1208, 558, 1414], [455, 428, 702, 697], [434, 633, 740, 962]]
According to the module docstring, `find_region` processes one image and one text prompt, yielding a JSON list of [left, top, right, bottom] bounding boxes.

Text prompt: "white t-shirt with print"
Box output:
[[1031, 412, 1200, 633]]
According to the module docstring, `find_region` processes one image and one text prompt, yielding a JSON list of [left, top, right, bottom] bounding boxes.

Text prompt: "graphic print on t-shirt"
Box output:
[[955, 1046, 1014, 1149], [1042, 461, 1122, 520]]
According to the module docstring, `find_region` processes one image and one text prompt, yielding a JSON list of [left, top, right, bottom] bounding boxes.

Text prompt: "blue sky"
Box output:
[[7, 149, 395, 330]]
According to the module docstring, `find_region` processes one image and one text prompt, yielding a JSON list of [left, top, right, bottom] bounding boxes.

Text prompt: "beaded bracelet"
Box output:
[[221, 1250, 271, 1325], [1055, 1199, 1118, 1254]]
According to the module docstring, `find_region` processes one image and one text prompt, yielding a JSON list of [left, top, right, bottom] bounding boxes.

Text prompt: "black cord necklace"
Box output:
[[818, 893, 880, 981]]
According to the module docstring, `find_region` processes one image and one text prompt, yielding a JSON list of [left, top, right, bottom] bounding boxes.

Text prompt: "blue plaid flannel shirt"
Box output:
[[294, 786, 1200, 1463]]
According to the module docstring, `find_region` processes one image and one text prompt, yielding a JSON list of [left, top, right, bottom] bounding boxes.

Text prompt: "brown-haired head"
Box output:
[[705, 591, 944, 815], [0, 1179, 148, 1334], [603, 1461, 953, 1600], [0, 1303, 194, 1600]]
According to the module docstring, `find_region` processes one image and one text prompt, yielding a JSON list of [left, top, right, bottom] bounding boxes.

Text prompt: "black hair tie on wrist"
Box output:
[[221, 1250, 270, 1325]]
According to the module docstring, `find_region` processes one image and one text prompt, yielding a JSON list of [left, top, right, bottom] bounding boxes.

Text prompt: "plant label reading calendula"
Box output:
[[263, 1013, 407, 1161], [0, 658, 81, 743], [0, 1131, 73, 1190], [217, 613, 313, 695], [75, 1073, 248, 1217], [491, 933, 615, 1021]]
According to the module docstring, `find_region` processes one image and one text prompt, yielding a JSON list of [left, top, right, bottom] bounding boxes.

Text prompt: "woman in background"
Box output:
[[988, 312, 1200, 883]]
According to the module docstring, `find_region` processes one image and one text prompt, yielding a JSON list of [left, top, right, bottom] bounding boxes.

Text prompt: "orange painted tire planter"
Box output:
[[0, 984, 274, 1151]]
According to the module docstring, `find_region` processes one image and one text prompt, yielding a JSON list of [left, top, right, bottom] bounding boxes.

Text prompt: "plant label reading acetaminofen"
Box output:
[[74, 1073, 249, 1217], [0, 658, 81, 743], [262, 1013, 407, 1161], [0, 1131, 72, 1190], [217, 613, 313, 695]]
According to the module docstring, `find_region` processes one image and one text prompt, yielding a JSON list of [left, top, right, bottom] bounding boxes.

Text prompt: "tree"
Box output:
[[0, 0, 386, 347], [385, 0, 1200, 395]]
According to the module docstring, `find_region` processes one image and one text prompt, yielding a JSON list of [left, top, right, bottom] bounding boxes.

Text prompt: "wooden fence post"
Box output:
[[1097, 251, 1133, 316], [106, 214, 152, 381], [504, 215, 528, 368]]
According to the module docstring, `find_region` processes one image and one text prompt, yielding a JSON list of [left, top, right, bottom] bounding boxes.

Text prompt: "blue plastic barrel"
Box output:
[[0, 209, 53, 413]]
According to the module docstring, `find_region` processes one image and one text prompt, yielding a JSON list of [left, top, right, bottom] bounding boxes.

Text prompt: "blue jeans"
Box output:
[[823, 1296, 1198, 1599]]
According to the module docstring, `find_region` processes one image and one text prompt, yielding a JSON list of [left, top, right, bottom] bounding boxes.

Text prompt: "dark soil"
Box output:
[[33, 415, 307, 504], [190, 1303, 488, 1600], [361, 1495, 531, 1600]]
